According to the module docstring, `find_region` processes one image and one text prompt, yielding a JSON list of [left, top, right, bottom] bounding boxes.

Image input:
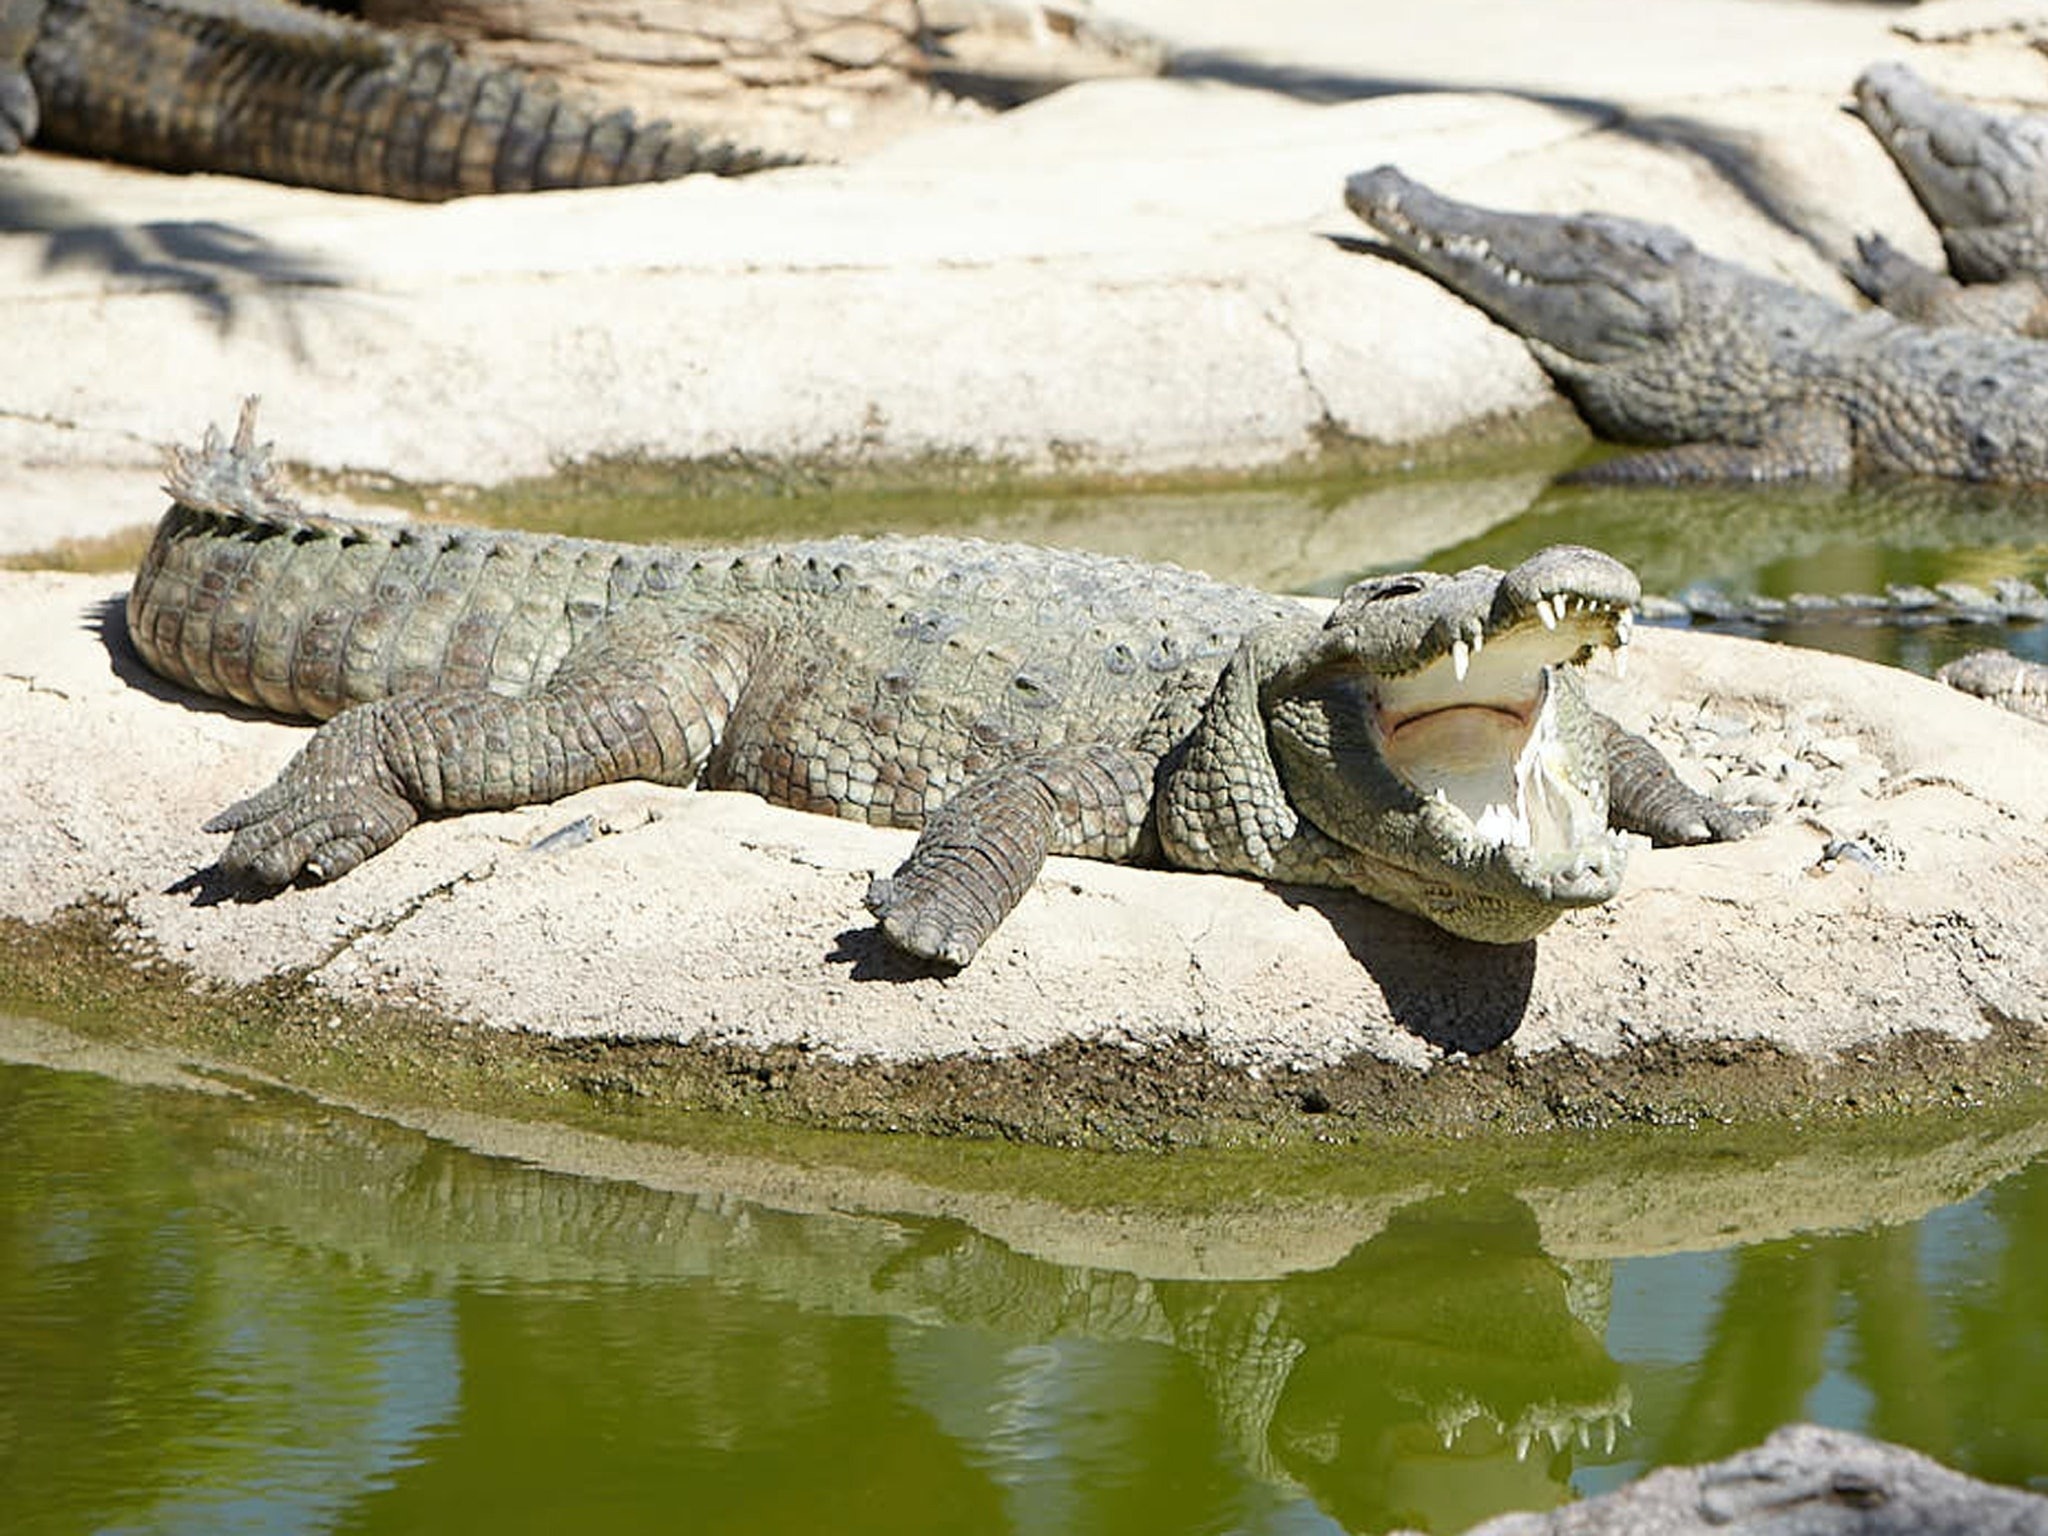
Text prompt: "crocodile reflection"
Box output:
[[196, 1110, 1622, 1530], [13, 1063, 2048, 1536]]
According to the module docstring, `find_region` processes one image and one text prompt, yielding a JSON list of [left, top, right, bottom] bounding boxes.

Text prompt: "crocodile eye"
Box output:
[[1352, 575, 1427, 602]]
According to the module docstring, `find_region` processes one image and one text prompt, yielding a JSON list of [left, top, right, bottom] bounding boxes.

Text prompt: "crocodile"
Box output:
[[1937, 649, 2048, 725], [1344, 163, 2048, 485], [0, 0, 787, 200], [124, 403, 1750, 964], [1849, 62, 2048, 338], [1649, 574, 2048, 632]]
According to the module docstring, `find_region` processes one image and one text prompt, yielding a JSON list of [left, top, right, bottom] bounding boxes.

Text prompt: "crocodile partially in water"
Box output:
[[1344, 164, 2048, 485], [124, 405, 1750, 964], [0, 0, 787, 199], [1849, 62, 2048, 338]]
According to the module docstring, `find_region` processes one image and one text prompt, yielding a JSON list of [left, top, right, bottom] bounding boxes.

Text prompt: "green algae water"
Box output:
[[4, 1033, 2046, 1536]]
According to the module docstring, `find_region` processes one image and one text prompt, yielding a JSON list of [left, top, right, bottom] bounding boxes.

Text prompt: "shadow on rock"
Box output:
[[3, 170, 346, 334], [1283, 886, 1536, 1054], [164, 863, 264, 908], [827, 924, 961, 983]]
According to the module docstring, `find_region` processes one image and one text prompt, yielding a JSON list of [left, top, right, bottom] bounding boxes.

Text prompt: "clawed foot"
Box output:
[[865, 872, 984, 969], [1652, 796, 1767, 846], [205, 709, 418, 886]]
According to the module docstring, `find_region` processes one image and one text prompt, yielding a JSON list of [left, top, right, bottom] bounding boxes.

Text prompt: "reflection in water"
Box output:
[[4, 1056, 2048, 1534]]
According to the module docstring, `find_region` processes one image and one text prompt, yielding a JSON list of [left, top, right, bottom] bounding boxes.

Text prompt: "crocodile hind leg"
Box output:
[[865, 743, 1157, 967], [208, 609, 755, 886]]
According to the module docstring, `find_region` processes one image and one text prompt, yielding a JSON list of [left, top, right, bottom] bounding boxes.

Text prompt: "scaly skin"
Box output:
[[127, 404, 1749, 964], [1937, 650, 2048, 725], [1850, 62, 2048, 336], [0, 0, 787, 199], [1346, 164, 2048, 485]]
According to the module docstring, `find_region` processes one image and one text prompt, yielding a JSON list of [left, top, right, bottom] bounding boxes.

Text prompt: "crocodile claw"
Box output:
[[204, 707, 418, 887]]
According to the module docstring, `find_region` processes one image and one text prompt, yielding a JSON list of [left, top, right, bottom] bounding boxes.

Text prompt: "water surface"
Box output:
[[4, 1037, 2045, 1536]]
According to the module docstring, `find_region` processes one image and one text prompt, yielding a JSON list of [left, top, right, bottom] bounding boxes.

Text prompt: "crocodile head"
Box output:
[[1261, 545, 1636, 944], [1343, 164, 1694, 371], [1853, 63, 2048, 283]]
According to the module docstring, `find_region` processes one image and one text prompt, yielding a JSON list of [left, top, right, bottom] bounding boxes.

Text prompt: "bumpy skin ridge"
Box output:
[[1346, 164, 2048, 485], [2, 0, 789, 199], [129, 406, 1746, 962], [1937, 650, 2048, 725]]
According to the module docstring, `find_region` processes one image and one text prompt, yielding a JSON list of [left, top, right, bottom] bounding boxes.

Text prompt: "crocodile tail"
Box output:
[[29, 0, 795, 200]]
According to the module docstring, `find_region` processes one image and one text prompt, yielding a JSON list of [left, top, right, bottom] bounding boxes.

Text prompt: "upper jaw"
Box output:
[[1342, 164, 1682, 363], [1852, 63, 2035, 232]]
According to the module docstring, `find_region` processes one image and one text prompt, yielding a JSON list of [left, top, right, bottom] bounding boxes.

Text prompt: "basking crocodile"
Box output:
[[1344, 164, 2048, 485], [1849, 62, 2048, 338], [125, 404, 1750, 964], [0, 0, 786, 200], [1937, 649, 2048, 725]]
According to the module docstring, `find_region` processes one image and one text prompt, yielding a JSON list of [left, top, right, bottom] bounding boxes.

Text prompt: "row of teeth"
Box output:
[[1429, 1395, 1634, 1458], [1376, 207, 1530, 286], [1446, 597, 1635, 682], [1428, 785, 1534, 847]]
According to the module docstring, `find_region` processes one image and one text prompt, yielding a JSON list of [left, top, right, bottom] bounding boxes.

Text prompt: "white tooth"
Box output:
[[1470, 628, 1484, 654], [1604, 1417, 1618, 1454], [1536, 595, 1558, 630], [1617, 610, 1634, 642], [1515, 1429, 1533, 1463], [1452, 638, 1470, 681]]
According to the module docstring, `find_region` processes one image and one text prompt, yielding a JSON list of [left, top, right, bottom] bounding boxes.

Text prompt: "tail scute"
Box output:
[[161, 397, 304, 523]]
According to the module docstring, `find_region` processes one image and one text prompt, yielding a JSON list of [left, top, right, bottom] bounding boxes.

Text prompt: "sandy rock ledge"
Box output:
[[4, 567, 2047, 1144]]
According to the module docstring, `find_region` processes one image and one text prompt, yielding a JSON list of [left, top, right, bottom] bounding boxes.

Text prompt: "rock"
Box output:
[[1439, 1423, 2048, 1535]]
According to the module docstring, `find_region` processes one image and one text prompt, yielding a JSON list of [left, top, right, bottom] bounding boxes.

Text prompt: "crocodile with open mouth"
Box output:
[[1344, 163, 2048, 485], [125, 404, 1751, 965]]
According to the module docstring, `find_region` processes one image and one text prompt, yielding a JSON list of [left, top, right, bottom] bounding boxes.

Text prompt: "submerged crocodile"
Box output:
[[1345, 164, 2048, 485], [125, 404, 1750, 964], [0, 0, 786, 200], [1850, 62, 2048, 338], [1650, 573, 2048, 631]]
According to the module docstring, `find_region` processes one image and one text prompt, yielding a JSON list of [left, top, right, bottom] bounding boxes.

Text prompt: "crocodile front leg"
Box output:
[[0, 0, 37, 153], [208, 611, 753, 886], [1847, 233, 2048, 337], [865, 743, 1156, 967], [1599, 717, 1761, 844]]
